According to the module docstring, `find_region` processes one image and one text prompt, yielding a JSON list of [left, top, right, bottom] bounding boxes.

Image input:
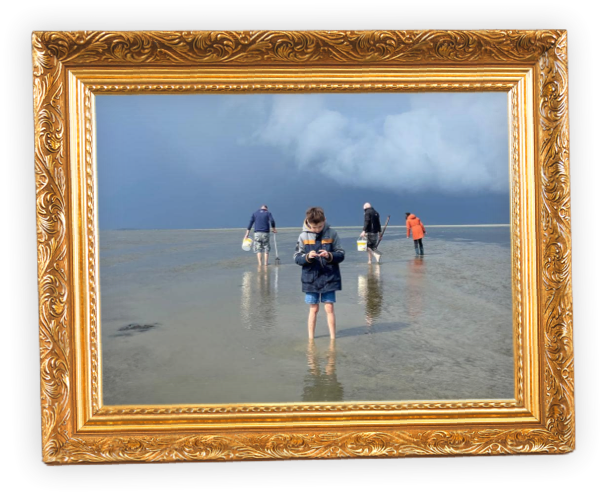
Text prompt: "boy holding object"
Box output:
[[294, 207, 345, 340]]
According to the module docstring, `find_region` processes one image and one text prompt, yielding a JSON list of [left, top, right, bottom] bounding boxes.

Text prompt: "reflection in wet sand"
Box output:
[[358, 264, 383, 328], [101, 227, 515, 404], [302, 341, 344, 401], [406, 257, 426, 319], [240, 266, 278, 332]]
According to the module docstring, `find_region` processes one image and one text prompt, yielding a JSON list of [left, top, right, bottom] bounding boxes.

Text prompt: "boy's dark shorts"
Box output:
[[305, 291, 336, 304]]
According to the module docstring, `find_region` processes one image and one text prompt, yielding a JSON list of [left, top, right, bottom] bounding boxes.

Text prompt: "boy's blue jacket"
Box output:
[[294, 222, 345, 293]]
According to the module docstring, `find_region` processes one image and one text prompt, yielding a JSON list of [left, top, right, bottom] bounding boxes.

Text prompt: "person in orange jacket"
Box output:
[[406, 212, 426, 256]]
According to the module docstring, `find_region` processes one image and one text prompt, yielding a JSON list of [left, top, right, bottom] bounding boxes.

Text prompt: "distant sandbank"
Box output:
[[103, 224, 510, 232]]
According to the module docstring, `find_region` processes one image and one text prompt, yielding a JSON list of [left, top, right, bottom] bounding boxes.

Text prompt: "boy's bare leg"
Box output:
[[264, 252, 269, 265], [367, 249, 372, 264], [308, 304, 319, 339], [324, 303, 336, 339], [256, 252, 262, 266]]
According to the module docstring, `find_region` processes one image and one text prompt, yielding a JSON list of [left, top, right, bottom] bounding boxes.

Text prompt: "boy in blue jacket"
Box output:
[[294, 207, 345, 339]]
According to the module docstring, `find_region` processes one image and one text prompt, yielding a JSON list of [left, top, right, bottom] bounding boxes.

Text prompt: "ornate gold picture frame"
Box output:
[[32, 30, 573, 463]]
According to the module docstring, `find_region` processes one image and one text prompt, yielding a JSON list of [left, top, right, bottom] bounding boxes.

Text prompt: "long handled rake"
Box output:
[[375, 215, 391, 249], [273, 232, 280, 265]]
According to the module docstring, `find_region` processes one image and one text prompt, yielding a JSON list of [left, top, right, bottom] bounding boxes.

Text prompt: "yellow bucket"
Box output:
[[357, 237, 367, 251], [242, 237, 253, 251]]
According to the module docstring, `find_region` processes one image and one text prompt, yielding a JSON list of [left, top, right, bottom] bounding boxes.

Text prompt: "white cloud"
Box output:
[[253, 93, 509, 195]]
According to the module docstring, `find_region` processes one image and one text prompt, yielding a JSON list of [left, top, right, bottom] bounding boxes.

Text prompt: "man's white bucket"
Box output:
[[242, 237, 253, 251], [357, 237, 367, 251]]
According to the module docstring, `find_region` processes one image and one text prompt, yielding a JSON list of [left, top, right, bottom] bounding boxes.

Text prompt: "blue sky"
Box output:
[[96, 92, 509, 229]]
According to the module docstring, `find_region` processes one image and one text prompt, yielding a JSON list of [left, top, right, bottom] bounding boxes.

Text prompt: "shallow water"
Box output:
[[100, 226, 513, 405]]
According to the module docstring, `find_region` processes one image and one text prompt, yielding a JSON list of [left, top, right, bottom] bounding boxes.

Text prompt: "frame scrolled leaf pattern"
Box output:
[[32, 30, 573, 463]]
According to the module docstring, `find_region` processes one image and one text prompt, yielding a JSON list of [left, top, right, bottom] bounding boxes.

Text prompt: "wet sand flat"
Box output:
[[100, 226, 514, 405]]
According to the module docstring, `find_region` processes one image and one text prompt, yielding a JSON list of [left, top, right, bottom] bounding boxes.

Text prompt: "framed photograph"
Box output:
[[32, 30, 573, 463]]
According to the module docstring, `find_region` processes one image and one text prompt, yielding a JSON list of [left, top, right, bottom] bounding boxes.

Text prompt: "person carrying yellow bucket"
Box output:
[[360, 203, 389, 264], [243, 205, 277, 266]]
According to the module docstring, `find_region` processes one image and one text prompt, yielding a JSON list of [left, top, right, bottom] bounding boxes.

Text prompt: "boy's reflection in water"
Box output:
[[406, 257, 426, 319], [240, 266, 277, 332], [302, 340, 344, 402], [358, 264, 383, 328]]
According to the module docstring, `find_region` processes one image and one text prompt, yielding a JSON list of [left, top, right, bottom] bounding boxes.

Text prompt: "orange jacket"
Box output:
[[406, 214, 426, 240]]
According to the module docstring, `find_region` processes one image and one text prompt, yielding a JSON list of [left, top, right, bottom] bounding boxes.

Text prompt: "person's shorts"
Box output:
[[305, 291, 336, 304], [366, 233, 380, 250], [253, 232, 271, 253]]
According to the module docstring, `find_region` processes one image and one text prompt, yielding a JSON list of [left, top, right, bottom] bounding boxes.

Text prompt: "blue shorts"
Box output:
[[305, 291, 336, 304]]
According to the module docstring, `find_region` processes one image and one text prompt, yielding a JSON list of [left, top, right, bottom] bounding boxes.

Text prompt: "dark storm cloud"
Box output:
[[95, 93, 509, 229], [253, 93, 509, 194]]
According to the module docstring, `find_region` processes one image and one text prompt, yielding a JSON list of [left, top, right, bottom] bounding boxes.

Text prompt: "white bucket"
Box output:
[[242, 237, 253, 251], [357, 237, 367, 251]]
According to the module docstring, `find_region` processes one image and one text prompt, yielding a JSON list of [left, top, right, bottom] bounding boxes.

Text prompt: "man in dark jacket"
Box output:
[[360, 202, 382, 264], [244, 205, 277, 266]]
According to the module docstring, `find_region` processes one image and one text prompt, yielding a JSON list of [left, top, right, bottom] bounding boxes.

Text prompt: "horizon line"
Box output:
[[101, 224, 511, 232]]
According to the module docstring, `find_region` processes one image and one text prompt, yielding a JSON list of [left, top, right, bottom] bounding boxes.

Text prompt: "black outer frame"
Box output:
[[4, 4, 599, 491]]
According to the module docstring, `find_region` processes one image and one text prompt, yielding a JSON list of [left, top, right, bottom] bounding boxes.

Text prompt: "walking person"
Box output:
[[360, 203, 382, 264], [406, 212, 426, 256], [294, 207, 345, 340], [244, 205, 277, 266]]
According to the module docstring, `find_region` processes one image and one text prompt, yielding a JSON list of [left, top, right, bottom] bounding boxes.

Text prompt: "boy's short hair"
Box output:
[[306, 206, 326, 225]]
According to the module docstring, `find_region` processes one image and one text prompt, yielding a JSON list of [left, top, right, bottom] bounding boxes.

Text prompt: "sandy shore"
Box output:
[[100, 227, 513, 405]]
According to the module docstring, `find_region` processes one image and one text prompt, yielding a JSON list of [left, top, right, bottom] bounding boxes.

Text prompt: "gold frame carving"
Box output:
[[32, 30, 573, 463]]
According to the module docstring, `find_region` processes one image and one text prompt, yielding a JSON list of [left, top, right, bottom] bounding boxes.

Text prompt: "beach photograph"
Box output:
[[96, 92, 513, 406]]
